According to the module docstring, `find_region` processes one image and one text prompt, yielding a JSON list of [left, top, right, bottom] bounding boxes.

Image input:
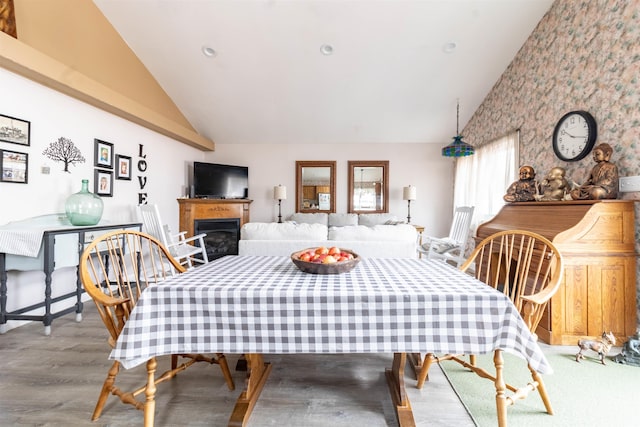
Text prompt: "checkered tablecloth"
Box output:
[[110, 256, 551, 374]]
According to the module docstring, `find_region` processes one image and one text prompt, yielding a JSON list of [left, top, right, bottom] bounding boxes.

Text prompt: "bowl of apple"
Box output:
[[291, 246, 360, 274]]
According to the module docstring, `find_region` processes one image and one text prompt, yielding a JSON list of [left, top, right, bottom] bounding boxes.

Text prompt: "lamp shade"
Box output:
[[403, 185, 417, 201], [274, 185, 287, 200], [442, 135, 475, 157]]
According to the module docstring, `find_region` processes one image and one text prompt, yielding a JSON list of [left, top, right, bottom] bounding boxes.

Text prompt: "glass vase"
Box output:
[[65, 179, 104, 226]]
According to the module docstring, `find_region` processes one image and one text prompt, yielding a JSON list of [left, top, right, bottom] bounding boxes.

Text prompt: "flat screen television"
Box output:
[[193, 162, 249, 199]]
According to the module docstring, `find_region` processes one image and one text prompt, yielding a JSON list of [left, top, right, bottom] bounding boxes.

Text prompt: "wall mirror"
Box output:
[[348, 160, 389, 214], [296, 161, 336, 213]]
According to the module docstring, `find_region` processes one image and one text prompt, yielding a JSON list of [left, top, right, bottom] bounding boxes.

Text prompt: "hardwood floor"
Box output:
[[0, 307, 475, 427]]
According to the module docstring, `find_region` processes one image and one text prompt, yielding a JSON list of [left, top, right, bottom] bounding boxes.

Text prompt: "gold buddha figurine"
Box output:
[[570, 143, 619, 200], [504, 165, 539, 202]]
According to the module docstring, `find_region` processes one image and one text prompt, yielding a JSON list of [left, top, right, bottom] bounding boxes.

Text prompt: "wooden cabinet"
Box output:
[[477, 200, 637, 345]]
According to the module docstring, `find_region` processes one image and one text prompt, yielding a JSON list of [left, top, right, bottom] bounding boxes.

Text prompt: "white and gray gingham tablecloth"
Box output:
[[110, 256, 552, 374]]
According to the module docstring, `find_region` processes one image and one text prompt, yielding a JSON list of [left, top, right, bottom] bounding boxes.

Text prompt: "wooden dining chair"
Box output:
[[416, 229, 563, 426], [79, 229, 234, 427]]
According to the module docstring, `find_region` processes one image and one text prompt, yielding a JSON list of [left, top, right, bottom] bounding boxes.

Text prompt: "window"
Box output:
[[453, 130, 519, 230]]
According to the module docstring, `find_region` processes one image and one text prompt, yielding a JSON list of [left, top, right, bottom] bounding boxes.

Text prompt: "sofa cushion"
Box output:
[[287, 213, 329, 225], [328, 224, 416, 241], [358, 213, 400, 226], [241, 222, 328, 240], [328, 213, 358, 227]]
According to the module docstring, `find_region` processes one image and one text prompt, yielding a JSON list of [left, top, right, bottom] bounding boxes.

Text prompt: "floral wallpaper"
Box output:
[[463, 0, 640, 324]]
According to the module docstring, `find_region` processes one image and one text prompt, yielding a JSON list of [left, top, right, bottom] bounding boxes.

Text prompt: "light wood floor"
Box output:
[[0, 306, 475, 427]]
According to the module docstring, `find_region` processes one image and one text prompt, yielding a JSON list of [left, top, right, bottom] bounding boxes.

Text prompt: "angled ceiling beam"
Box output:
[[0, 32, 215, 151]]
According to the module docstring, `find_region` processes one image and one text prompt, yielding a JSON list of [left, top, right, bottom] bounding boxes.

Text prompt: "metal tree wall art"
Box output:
[[42, 137, 86, 172]]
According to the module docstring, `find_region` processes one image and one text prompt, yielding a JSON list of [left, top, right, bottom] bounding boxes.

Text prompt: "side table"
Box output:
[[1, 218, 141, 335]]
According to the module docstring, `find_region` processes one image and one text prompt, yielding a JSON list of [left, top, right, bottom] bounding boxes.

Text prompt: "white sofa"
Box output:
[[238, 213, 418, 258]]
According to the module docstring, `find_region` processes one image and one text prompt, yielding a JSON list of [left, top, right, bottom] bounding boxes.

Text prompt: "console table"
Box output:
[[0, 215, 141, 335]]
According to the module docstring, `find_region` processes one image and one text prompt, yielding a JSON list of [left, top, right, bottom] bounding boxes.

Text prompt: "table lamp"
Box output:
[[403, 185, 416, 223], [274, 185, 287, 223]]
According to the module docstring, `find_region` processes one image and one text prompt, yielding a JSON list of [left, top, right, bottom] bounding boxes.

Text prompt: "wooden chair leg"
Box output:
[[92, 360, 120, 421], [143, 357, 158, 427], [529, 365, 554, 414], [493, 350, 508, 427]]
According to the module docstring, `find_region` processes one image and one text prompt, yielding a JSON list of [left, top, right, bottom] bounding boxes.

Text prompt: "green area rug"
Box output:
[[440, 346, 639, 427]]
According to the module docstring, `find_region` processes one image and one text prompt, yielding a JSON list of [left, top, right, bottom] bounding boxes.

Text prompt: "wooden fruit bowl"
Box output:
[[290, 248, 360, 275]]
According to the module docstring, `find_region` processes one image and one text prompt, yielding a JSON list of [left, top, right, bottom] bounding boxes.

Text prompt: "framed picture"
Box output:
[[94, 139, 114, 169], [0, 113, 30, 146], [1, 149, 28, 183], [116, 154, 132, 180], [94, 169, 113, 197]]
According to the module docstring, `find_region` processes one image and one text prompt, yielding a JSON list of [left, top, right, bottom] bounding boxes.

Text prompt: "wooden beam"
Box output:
[[0, 31, 215, 152]]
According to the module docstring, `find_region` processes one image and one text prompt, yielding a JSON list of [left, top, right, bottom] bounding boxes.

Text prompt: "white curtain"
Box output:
[[453, 130, 519, 231]]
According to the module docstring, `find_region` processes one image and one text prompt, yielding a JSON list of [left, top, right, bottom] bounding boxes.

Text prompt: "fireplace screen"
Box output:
[[194, 218, 241, 260]]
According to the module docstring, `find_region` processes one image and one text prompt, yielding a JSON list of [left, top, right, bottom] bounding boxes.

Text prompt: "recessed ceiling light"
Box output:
[[442, 42, 457, 53], [320, 44, 334, 55], [202, 46, 217, 57]]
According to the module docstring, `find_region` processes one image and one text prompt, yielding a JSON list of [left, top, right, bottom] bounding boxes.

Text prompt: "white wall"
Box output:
[[0, 68, 205, 228], [205, 143, 455, 235], [0, 67, 204, 332]]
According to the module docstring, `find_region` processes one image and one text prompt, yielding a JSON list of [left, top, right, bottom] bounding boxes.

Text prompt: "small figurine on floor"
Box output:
[[613, 331, 640, 367], [504, 165, 539, 202], [576, 331, 616, 365], [570, 143, 619, 200]]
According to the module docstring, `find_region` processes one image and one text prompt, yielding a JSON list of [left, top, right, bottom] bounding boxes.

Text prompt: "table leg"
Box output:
[[43, 234, 54, 335], [406, 352, 423, 380], [0, 253, 7, 333], [385, 353, 416, 427], [228, 353, 272, 427]]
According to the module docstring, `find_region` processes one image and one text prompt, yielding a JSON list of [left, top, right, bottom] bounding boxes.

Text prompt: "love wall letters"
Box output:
[[138, 144, 148, 205]]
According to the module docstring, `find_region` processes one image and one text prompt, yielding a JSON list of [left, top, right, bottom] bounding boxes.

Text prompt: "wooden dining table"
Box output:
[[110, 255, 552, 426]]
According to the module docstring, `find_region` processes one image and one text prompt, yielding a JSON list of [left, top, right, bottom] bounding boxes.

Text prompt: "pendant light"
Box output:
[[442, 100, 475, 157]]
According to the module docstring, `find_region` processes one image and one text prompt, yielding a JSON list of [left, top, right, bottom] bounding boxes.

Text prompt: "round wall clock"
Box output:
[[552, 110, 597, 162]]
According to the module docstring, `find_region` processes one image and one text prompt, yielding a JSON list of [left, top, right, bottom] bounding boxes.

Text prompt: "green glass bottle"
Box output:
[[65, 179, 104, 226]]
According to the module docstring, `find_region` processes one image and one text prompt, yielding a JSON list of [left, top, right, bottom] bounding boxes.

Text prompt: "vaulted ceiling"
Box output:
[[93, 0, 554, 146]]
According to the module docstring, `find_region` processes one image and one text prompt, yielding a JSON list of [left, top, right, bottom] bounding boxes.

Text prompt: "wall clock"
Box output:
[[552, 110, 597, 162]]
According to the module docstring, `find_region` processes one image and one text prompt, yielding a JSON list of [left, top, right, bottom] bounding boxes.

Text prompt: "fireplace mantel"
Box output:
[[178, 198, 252, 238]]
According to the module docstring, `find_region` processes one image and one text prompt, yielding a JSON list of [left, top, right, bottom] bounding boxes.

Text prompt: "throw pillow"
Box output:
[[358, 213, 399, 226], [329, 213, 358, 227], [288, 213, 329, 226]]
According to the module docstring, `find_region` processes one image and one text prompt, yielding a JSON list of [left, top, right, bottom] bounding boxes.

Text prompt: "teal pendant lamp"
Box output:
[[442, 101, 475, 157]]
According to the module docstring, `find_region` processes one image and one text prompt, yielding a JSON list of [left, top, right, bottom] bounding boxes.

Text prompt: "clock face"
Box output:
[[552, 111, 597, 162]]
